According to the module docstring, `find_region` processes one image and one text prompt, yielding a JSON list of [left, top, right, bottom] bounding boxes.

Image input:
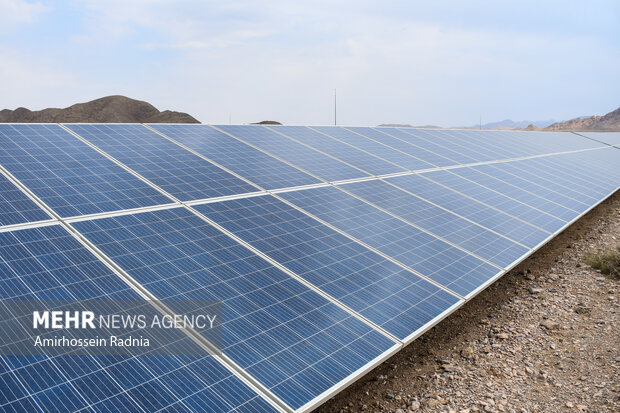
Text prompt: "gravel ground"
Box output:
[[316, 191, 619, 413]]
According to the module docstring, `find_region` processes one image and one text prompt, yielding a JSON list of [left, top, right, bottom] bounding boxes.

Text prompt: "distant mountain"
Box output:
[[460, 119, 555, 130], [377, 123, 441, 128], [544, 107, 620, 131], [0, 95, 199, 123], [251, 120, 282, 125]]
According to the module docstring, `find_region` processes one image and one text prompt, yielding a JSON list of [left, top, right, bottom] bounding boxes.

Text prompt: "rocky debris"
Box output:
[[318, 193, 620, 413], [540, 319, 560, 330]]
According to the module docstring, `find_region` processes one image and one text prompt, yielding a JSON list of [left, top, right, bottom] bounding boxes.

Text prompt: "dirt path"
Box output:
[[316, 192, 619, 413]]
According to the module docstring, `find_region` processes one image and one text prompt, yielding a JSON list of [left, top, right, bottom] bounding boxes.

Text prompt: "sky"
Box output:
[[1, 1, 619, 126]]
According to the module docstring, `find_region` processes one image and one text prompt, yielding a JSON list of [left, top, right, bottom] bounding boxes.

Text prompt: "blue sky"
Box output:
[[1, 1, 619, 126]]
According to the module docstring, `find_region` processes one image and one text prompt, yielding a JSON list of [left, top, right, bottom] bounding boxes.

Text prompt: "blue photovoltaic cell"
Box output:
[[270, 126, 405, 176], [517, 131, 604, 152], [0, 173, 50, 227], [66, 124, 258, 202], [312, 127, 436, 171], [398, 129, 498, 162], [72, 208, 395, 411], [376, 128, 478, 164], [279, 186, 499, 296], [579, 132, 620, 146], [346, 127, 456, 167], [541, 149, 620, 195], [195, 196, 461, 340], [420, 170, 567, 233], [385, 174, 551, 248], [217, 125, 367, 182], [499, 157, 611, 202], [443, 130, 521, 159], [340, 179, 529, 268], [0, 124, 172, 217], [0, 225, 276, 413], [473, 163, 592, 214], [148, 124, 321, 190], [449, 166, 579, 221], [497, 161, 599, 204]]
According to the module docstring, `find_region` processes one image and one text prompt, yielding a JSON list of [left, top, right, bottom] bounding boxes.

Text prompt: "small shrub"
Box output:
[[583, 245, 620, 279]]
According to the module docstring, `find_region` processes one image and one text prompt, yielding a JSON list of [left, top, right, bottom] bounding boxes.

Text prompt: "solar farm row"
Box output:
[[0, 124, 618, 412]]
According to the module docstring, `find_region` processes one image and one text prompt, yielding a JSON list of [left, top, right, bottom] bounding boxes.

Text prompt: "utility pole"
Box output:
[[334, 88, 337, 126], [479, 114, 482, 130]]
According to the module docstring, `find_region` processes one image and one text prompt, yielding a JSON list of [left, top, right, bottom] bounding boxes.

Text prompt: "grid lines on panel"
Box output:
[[270, 126, 405, 176], [420, 169, 567, 233], [217, 125, 367, 182], [194, 196, 461, 340], [498, 157, 612, 202], [345, 127, 456, 167], [0, 173, 50, 227], [312, 127, 436, 171], [473, 163, 591, 214], [66, 124, 258, 202], [448, 166, 580, 222], [385, 174, 551, 248], [398, 129, 497, 162], [340, 179, 529, 268], [0, 225, 276, 413], [72, 207, 395, 411], [377, 128, 478, 164], [0, 124, 172, 218], [148, 124, 321, 190], [279, 186, 499, 297]]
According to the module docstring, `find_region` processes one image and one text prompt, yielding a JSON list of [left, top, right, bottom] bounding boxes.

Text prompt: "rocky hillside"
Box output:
[[0, 96, 199, 123], [545, 106, 620, 131]]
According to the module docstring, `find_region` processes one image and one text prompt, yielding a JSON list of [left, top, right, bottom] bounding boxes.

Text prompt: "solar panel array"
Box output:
[[1, 122, 618, 413]]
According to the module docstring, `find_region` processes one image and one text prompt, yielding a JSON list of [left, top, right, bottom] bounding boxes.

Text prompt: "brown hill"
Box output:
[[545, 107, 620, 131], [251, 120, 282, 125], [0, 96, 199, 123]]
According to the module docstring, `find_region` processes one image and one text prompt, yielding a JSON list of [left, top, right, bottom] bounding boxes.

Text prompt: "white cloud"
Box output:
[[0, 47, 77, 110], [0, 0, 48, 28]]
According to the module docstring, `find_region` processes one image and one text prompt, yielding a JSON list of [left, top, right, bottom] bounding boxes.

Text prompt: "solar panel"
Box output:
[[217, 125, 367, 182], [345, 127, 456, 167], [194, 195, 462, 340], [447, 166, 580, 221], [0, 121, 618, 413], [279, 186, 500, 297], [0, 224, 278, 413], [340, 179, 530, 268], [376, 128, 478, 164], [497, 161, 599, 203], [385, 174, 551, 248], [65, 124, 259, 202], [577, 132, 620, 146], [397, 129, 498, 162], [446, 129, 523, 158], [513, 130, 605, 152], [0, 172, 50, 227], [506, 154, 618, 200], [0, 124, 173, 218], [72, 207, 397, 411], [418, 169, 567, 233], [540, 149, 620, 194], [268, 126, 405, 176], [147, 124, 322, 190], [474, 163, 592, 213], [312, 126, 436, 171]]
